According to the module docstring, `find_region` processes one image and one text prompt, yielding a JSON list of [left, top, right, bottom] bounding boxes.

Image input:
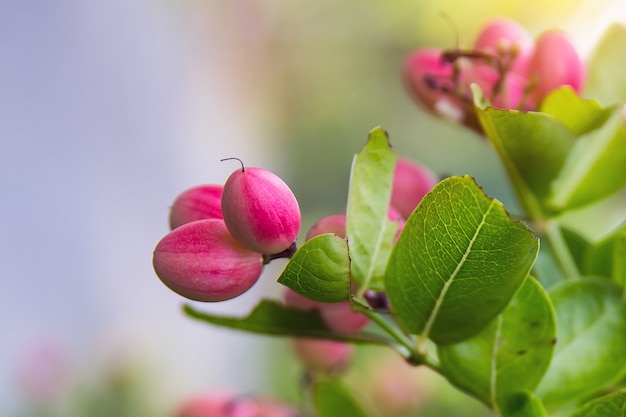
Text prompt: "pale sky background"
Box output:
[[1, 0, 626, 414]]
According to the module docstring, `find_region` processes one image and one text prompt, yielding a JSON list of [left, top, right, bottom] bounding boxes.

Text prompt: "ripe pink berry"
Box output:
[[283, 288, 369, 334], [403, 48, 465, 121], [153, 219, 264, 302], [175, 390, 235, 417], [292, 338, 354, 374], [169, 184, 223, 230], [175, 391, 298, 417], [390, 157, 438, 219], [305, 214, 347, 241], [221, 160, 301, 254], [527, 30, 585, 104], [473, 17, 534, 75]]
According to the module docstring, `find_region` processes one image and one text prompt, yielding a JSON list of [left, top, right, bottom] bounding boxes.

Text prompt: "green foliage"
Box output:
[[570, 389, 626, 417], [585, 23, 626, 106], [345, 126, 397, 292], [277, 233, 350, 303], [438, 276, 555, 409], [385, 175, 539, 345], [183, 302, 390, 344], [500, 392, 548, 417], [535, 278, 626, 406], [473, 86, 626, 216], [313, 380, 369, 417]]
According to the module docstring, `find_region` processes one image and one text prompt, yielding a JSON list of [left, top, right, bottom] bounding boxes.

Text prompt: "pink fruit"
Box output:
[[473, 17, 534, 75], [175, 391, 298, 417], [283, 288, 369, 334], [390, 157, 438, 219], [527, 30, 585, 104], [403, 48, 465, 122], [153, 219, 263, 302], [292, 338, 354, 374], [169, 184, 223, 230], [305, 214, 347, 240], [221, 160, 301, 254], [175, 390, 235, 417], [306, 209, 404, 242]]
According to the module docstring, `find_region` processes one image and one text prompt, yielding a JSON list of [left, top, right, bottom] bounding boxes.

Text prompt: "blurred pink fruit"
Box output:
[[175, 391, 299, 417], [153, 219, 263, 302], [221, 162, 301, 254], [474, 17, 534, 75], [169, 184, 223, 229], [283, 288, 369, 334], [403, 48, 465, 121], [305, 214, 347, 240], [175, 390, 236, 417], [528, 30, 585, 104], [292, 338, 354, 374], [391, 157, 438, 219]]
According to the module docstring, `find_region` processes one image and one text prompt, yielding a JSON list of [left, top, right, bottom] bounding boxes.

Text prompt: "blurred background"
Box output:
[[2, 0, 625, 415]]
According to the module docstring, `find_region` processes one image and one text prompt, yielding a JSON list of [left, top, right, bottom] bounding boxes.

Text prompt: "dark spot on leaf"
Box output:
[[551, 338, 557, 345], [530, 321, 540, 327], [517, 349, 527, 355]]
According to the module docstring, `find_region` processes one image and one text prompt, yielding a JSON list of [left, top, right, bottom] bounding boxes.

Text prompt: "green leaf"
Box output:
[[473, 86, 576, 217], [314, 380, 369, 417], [346, 126, 398, 292], [583, 221, 626, 286], [438, 277, 556, 409], [535, 278, 626, 405], [584, 22, 626, 106], [183, 301, 389, 345], [570, 389, 626, 417], [500, 392, 548, 417], [561, 227, 592, 275], [539, 87, 612, 136], [277, 233, 350, 303], [385, 175, 539, 345], [547, 108, 626, 211]]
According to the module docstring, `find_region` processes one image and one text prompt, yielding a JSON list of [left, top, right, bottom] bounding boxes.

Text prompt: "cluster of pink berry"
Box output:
[[152, 156, 438, 376], [403, 18, 586, 130], [152, 158, 301, 302]]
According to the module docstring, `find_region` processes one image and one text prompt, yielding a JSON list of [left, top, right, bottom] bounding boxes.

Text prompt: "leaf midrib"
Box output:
[[418, 199, 497, 347]]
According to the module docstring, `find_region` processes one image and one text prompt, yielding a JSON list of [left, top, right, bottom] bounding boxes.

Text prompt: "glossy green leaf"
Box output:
[[385, 175, 539, 345], [570, 389, 626, 417], [183, 301, 389, 345], [438, 277, 556, 409], [561, 227, 591, 274], [473, 86, 576, 216], [535, 278, 626, 405], [584, 22, 626, 106], [346, 126, 398, 292], [314, 380, 369, 417], [500, 392, 548, 417], [547, 108, 626, 211], [539, 87, 612, 136], [277, 233, 350, 303], [583, 221, 626, 286]]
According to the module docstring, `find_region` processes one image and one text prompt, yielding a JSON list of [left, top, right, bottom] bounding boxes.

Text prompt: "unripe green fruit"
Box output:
[[221, 162, 301, 254], [153, 219, 263, 302]]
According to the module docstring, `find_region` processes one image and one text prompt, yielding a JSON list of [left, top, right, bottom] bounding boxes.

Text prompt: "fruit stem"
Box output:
[[220, 157, 245, 172], [262, 242, 298, 264], [352, 300, 429, 366]]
